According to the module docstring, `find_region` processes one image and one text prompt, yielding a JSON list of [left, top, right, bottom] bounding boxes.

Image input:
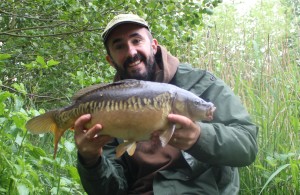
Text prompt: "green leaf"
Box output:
[[67, 165, 80, 182], [36, 56, 46, 67], [83, 14, 89, 24], [47, 59, 60, 67], [266, 156, 277, 167], [0, 103, 6, 115], [12, 113, 27, 129], [15, 134, 24, 146], [0, 53, 11, 60], [22, 62, 36, 69], [0, 117, 7, 123], [202, 7, 214, 15], [40, 156, 55, 164], [0, 188, 6, 193], [11, 83, 27, 95], [17, 184, 29, 195], [30, 146, 47, 159], [0, 91, 11, 102], [259, 164, 291, 194], [64, 140, 75, 152], [14, 97, 25, 111]]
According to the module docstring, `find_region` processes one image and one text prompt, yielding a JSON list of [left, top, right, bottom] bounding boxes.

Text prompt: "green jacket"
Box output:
[[77, 64, 258, 195]]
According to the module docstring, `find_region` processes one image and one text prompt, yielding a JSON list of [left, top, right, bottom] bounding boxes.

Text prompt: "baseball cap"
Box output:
[[102, 13, 149, 42]]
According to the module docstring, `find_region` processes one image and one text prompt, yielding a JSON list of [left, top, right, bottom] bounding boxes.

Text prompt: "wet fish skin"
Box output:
[[26, 79, 216, 158]]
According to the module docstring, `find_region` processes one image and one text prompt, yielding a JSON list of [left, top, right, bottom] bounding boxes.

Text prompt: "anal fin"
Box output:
[[126, 142, 137, 156], [159, 123, 176, 147], [116, 141, 137, 158]]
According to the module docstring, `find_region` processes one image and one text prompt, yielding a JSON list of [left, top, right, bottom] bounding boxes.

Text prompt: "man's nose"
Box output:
[[127, 44, 137, 57]]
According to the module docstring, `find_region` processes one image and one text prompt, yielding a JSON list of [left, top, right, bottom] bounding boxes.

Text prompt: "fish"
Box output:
[[26, 79, 216, 158]]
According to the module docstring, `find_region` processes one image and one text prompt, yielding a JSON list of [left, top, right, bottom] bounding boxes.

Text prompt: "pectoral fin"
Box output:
[[159, 123, 176, 147], [116, 141, 137, 158]]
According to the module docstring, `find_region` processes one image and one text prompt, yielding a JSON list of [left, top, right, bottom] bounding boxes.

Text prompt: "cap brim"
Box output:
[[102, 21, 149, 42]]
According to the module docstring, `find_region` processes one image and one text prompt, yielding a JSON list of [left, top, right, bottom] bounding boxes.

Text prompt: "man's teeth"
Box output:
[[129, 60, 141, 67]]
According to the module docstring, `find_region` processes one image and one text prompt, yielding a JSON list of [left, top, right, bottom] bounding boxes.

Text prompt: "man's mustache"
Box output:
[[123, 53, 145, 68]]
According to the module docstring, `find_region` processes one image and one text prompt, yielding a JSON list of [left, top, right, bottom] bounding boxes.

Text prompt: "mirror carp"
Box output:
[[26, 79, 216, 158]]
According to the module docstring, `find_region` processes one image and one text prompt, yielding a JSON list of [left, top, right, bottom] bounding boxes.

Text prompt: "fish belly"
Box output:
[[88, 108, 170, 141]]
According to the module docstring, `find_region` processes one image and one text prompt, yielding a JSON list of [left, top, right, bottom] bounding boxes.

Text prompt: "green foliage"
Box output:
[[0, 89, 84, 194], [1, 0, 299, 194], [0, 0, 221, 109], [1, 0, 222, 194], [195, 0, 300, 194]]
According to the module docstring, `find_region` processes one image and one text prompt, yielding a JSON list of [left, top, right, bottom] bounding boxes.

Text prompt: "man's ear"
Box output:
[[106, 55, 114, 67], [152, 39, 158, 54]]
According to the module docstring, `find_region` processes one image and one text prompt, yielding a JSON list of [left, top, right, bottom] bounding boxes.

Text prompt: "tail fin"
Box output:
[[26, 110, 65, 158], [26, 111, 58, 134]]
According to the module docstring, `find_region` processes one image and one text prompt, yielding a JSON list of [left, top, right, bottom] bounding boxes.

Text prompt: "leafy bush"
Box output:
[[0, 88, 84, 194], [0, 0, 222, 109]]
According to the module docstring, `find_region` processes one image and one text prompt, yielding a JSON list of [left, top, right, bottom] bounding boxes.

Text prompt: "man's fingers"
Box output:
[[167, 113, 201, 150], [85, 124, 102, 139], [168, 114, 192, 128], [74, 114, 92, 132]]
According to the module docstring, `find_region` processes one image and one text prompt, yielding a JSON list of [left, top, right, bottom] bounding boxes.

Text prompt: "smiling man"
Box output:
[[105, 23, 158, 81], [74, 13, 258, 195]]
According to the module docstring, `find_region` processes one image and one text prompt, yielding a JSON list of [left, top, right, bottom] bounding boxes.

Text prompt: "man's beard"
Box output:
[[112, 53, 156, 81]]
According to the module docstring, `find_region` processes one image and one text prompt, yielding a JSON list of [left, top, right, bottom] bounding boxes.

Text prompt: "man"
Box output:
[[74, 13, 258, 195]]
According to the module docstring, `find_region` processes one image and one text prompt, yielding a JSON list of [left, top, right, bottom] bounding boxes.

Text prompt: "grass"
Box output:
[[184, 0, 300, 194]]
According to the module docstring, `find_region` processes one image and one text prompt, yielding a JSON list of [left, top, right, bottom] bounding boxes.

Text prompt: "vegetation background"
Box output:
[[0, 0, 299, 194]]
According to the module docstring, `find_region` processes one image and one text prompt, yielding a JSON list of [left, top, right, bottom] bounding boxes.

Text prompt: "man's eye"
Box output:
[[132, 39, 141, 44], [115, 44, 125, 50]]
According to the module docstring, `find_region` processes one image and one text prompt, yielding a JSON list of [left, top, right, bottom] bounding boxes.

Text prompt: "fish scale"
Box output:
[[26, 79, 216, 158]]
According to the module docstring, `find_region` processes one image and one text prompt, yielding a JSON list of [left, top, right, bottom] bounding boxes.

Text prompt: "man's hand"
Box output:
[[74, 114, 112, 167], [167, 114, 201, 150]]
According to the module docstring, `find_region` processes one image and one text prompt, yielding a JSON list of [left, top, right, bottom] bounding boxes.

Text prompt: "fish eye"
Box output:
[[194, 100, 201, 106]]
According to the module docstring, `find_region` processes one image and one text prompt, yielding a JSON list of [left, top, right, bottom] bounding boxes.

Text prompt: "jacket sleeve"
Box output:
[[186, 75, 258, 167], [77, 139, 128, 195]]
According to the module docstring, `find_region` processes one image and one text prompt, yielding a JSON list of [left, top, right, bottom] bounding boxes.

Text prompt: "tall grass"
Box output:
[[184, 0, 300, 194]]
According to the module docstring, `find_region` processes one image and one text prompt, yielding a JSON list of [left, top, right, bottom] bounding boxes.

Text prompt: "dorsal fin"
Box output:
[[72, 79, 140, 101], [72, 83, 107, 101]]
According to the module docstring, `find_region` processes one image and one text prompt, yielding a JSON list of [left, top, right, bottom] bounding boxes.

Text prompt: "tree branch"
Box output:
[[0, 9, 61, 22], [0, 84, 66, 101], [2, 22, 70, 33], [0, 27, 103, 38]]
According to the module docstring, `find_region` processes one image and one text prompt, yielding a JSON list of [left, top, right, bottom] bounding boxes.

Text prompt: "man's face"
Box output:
[[105, 24, 158, 80]]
